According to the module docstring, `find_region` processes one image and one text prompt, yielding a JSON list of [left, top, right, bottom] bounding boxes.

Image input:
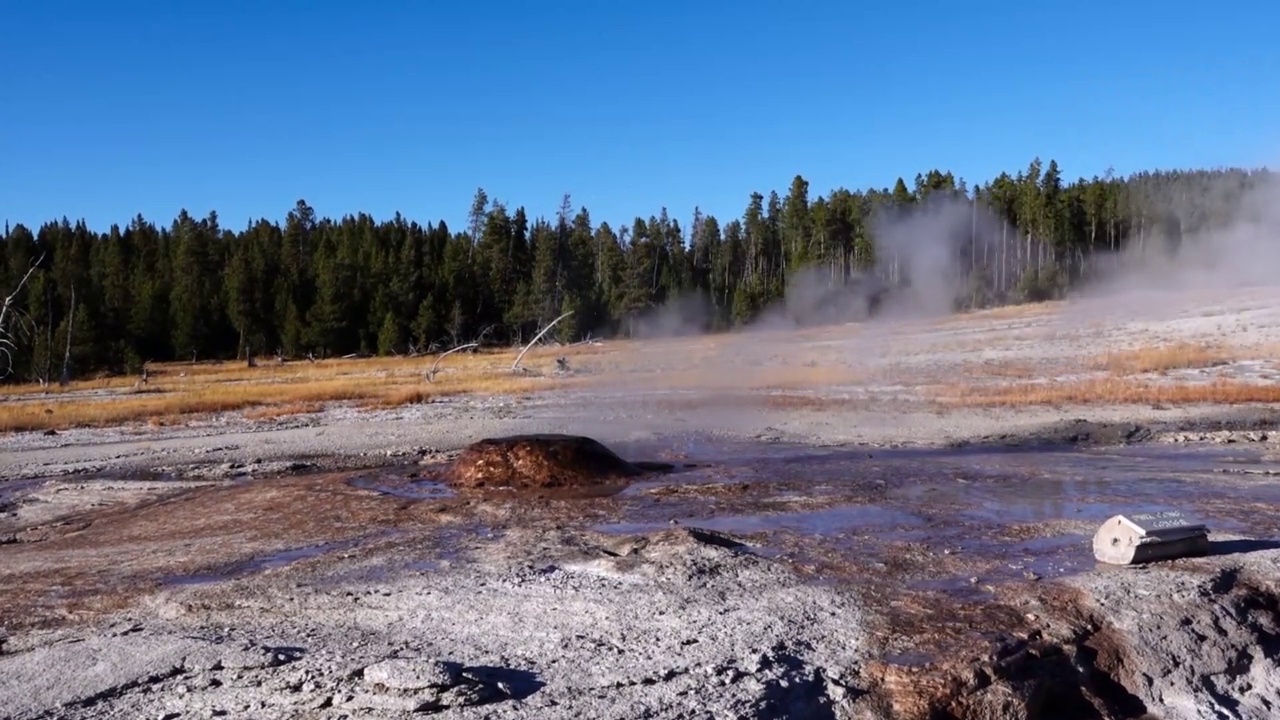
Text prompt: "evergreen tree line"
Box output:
[[0, 159, 1272, 382]]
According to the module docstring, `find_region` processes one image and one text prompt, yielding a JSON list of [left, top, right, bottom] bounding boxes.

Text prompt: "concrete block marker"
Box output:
[[1093, 510, 1210, 565]]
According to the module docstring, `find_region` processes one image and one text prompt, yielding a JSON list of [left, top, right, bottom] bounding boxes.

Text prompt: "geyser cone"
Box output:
[[444, 434, 647, 491]]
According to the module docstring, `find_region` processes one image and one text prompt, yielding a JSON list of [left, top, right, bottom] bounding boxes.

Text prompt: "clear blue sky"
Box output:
[[3, 0, 1277, 234]]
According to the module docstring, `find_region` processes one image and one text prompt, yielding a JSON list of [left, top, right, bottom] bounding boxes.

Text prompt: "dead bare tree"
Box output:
[[26, 280, 54, 389], [512, 311, 572, 374], [426, 342, 478, 383], [0, 252, 45, 380], [474, 324, 498, 347], [133, 360, 151, 391], [36, 301, 53, 389], [58, 285, 75, 387]]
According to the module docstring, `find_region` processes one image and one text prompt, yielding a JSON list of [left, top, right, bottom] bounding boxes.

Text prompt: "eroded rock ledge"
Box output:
[[858, 557, 1280, 720]]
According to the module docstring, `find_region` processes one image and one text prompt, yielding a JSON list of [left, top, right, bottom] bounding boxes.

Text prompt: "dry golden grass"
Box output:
[[10, 318, 1274, 434], [0, 327, 886, 433], [1093, 341, 1233, 376], [0, 345, 602, 434], [2, 380, 378, 433], [932, 377, 1280, 408], [0, 375, 141, 397], [930, 299, 1060, 326]]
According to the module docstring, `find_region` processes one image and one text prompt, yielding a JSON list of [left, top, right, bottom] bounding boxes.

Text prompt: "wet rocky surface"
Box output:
[[3, 431, 1280, 718]]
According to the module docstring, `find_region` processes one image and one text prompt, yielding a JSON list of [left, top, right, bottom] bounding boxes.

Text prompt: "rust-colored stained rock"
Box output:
[[865, 660, 965, 719], [444, 434, 647, 491]]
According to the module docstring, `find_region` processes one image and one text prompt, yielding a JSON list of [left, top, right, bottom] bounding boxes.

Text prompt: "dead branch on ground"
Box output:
[[426, 342, 478, 383], [569, 333, 603, 347], [512, 311, 572, 374]]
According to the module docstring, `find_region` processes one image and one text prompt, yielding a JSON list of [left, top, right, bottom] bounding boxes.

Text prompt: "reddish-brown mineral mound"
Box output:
[[444, 434, 649, 491]]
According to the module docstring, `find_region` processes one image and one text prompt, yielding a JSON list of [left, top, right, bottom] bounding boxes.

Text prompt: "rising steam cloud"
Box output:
[[1064, 169, 1280, 324], [621, 166, 1280, 349], [626, 191, 1010, 340]]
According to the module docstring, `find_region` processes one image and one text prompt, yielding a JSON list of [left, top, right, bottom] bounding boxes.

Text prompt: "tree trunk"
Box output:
[[39, 285, 53, 387], [59, 285, 75, 387], [1000, 221, 1008, 295]]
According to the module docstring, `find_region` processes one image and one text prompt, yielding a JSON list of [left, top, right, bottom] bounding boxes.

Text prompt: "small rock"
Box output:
[[363, 658, 459, 690], [108, 622, 144, 637], [227, 646, 277, 670]]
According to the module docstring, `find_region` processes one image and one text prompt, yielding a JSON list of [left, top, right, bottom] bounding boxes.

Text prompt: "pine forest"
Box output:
[[0, 159, 1272, 383]]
